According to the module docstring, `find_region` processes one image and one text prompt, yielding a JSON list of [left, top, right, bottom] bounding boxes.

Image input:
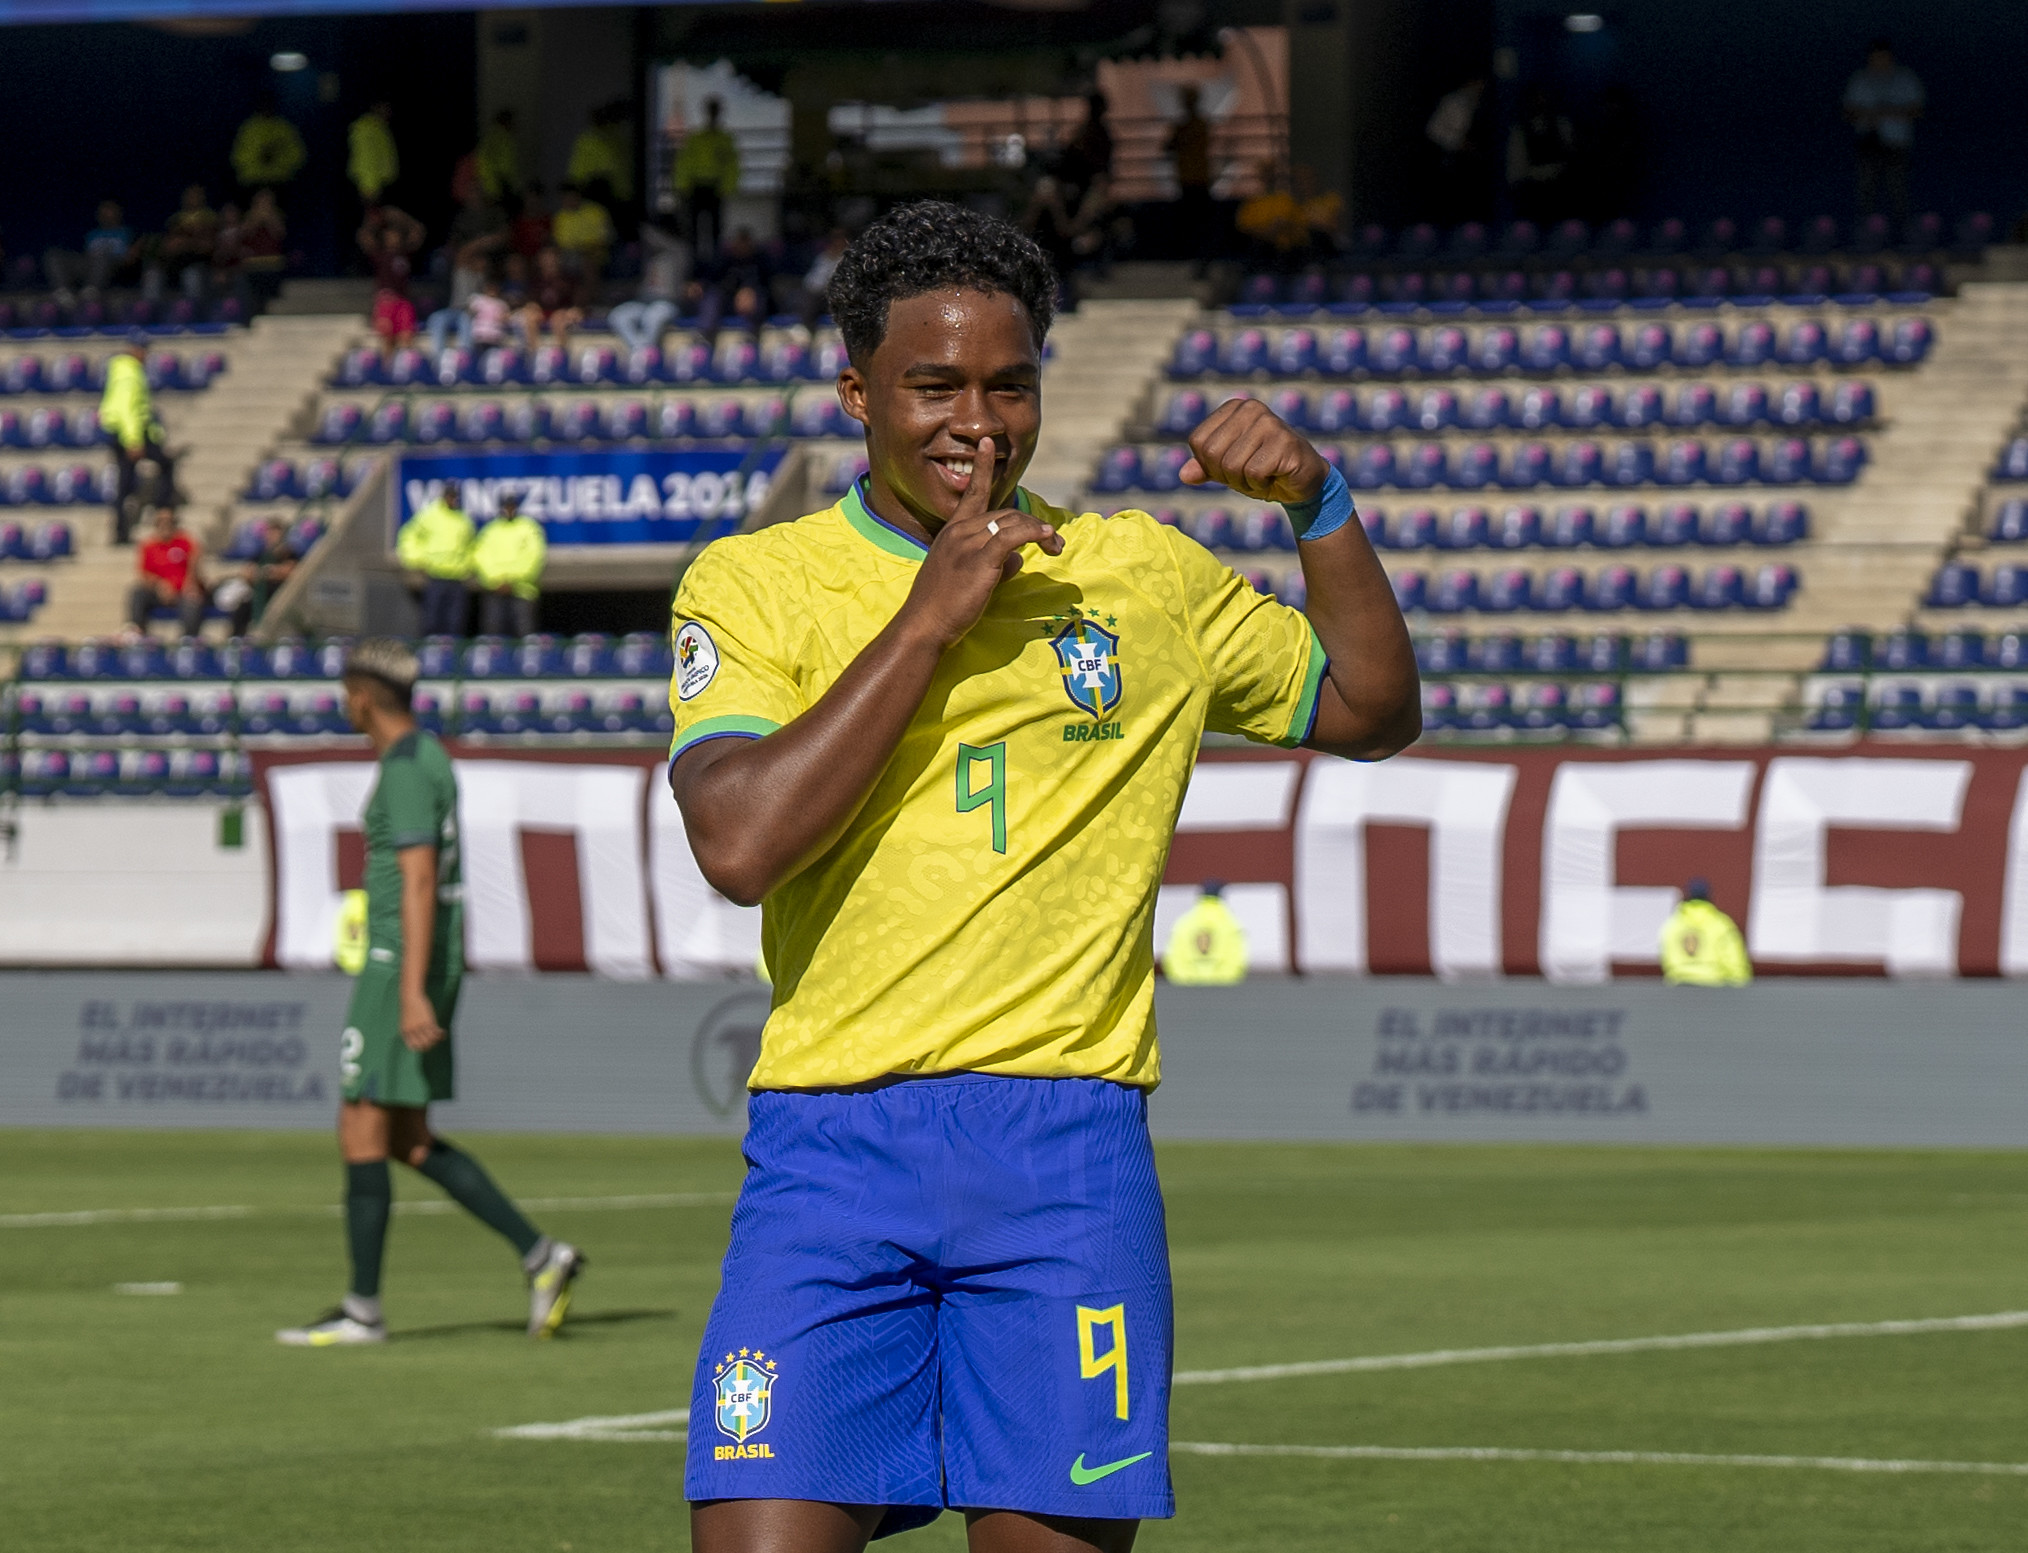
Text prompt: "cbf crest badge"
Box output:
[[1051, 617, 1124, 719], [714, 1350, 779, 1442]]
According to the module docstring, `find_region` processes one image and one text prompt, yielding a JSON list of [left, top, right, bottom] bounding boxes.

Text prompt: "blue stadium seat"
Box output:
[[1993, 440, 2028, 483], [1934, 629, 1984, 669], [1351, 444, 1399, 490], [1927, 563, 1978, 608], [1462, 386, 1511, 432], [1365, 387, 1410, 433], [604, 400, 649, 441], [663, 339, 713, 383], [1533, 566, 1581, 612], [1598, 504, 1647, 548], [1829, 381, 1876, 425], [1091, 446, 1141, 494], [550, 400, 599, 442], [1449, 443, 1498, 489], [1392, 508, 1437, 549], [1518, 633, 1572, 672], [1471, 326, 1519, 373], [1832, 319, 1881, 366], [1512, 682, 1566, 731], [694, 397, 747, 438], [1589, 565, 1638, 612], [1780, 320, 1828, 367], [1419, 682, 1458, 732], [1985, 685, 2028, 732], [1320, 327, 1367, 375], [1391, 570, 1428, 611], [1521, 325, 1570, 373], [430, 347, 472, 388], [1813, 437, 1865, 483], [1218, 329, 1269, 376], [1871, 682, 1923, 730], [504, 400, 552, 442], [1435, 507, 1488, 550], [1572, 323, 1620, 371], [1672, 322, 1722, 368], [512, 636, 564, 677], [1268, 387, 1311, 430], [1638, 564, 1689, 610], [1985, 563, 2028, 608], [614, 631, 674, 679], [1311, 388, 1359, 434], [1515, 387, 1560, 432], [1557, 441, 1603, 488], [1699, 502, 1750, 546], [1691, 565, 1743, 610], [1884, 316, 1934, 366], [1726, 320, 1776, 368], [1564, 384, 1613, 430], [1541, 504, 1593, 549], [1479, 568, 1531, 615], [1721, 383, 1769, 428], [1456, 683, 1514, 732], [1819, 631, 1868, 672], [1488, 505, 1540, 550], [1415, 632, 1467, 673], [1807, 682, 1865, 732], [417, 636, 461, 678], [1358, 507, 1389, 548], [1188, 508, 1234, 549], [1991, 499, 2028, 543], [1876, 630, 1928, 671], [1713, 438, 1760, 485], [1270, 328, 1317, 376], [458, 402, 505, 444], [1424, 327, 1469, 374], [1668, 383, 1717, 429], [1659, 440, 1707, 486], [1368, 327, 1416, 375], [1755, 501, 1808, 544], [1745, 562, 1798, 609], [476, 345, 525, 386], [760, 338, 809, 384], [1141, 445, 1191, 492], [462, 636, 515, 678], [1402, 443, 1447, 489], [364, 402, 409, 445], [1503, 442, 1552, 490], [1607, 442, 1654, 487], [1413, 387, 1458, 432]]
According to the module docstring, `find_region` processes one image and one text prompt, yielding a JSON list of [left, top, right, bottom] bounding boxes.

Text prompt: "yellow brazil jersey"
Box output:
[[667, 479, 1326, 1092]]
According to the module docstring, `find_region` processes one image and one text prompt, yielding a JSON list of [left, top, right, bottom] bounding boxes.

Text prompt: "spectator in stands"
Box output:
[[221, 516, 298, 636], [515, 247, 585, 353], [674, 97, 739, 262], [126, 506, 206, 637], [1506, 86, 1575, 222], [101, 336, 168, 545], [1425, 75, 1491, 225], [158, 184, 221, 299], [1659, 878, 1751, 987], [237, 189, 288, 307], [551, 182, 615, 279], [472, 494, 546, 638], [363, 215, 423, 363], [372, 283, 417, 361], [232, 93, 307, 197], [567, 102, 633, 220], [44, 201, 136, 302], [476, 108, 523, 204], [1844, 39, 1924, 226], [397, 482, 475, 638], [441, 186, 509, 311], [508, 184, 553, 260], [697, 226, 772, 334], [1057, 89, 1114, 206], [1165, 84, 1215, 269], [609, 223, 687, 352], [348, 101, 400, 212], [1162, 880, 1247, 985], [427, 269, 513, 357], [1236, 160, 1307, 270]]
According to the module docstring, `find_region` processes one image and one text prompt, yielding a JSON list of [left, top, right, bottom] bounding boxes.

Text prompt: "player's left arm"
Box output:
[[395, 844, 444, 1052], [1182, 398, 1420, 759]]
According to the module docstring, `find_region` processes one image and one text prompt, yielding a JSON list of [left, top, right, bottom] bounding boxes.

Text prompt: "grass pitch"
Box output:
[[5, 1131, 2028, 1551]]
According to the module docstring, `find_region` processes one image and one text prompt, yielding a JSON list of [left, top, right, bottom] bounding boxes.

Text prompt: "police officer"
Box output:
[[472, 494, 546, 639], [1659, 877, 1752, 986], [101, 335, 169, 545], [396, 481, 475, 638], [1163, 879, 1249, 985]]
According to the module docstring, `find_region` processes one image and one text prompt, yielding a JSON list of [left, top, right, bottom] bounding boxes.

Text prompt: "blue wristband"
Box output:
[[1283, 464, 1355, 542]]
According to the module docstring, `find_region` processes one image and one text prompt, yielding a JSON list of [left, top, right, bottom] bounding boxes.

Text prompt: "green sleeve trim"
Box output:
[[1272, 628, 1330, 749], [669, 713, 784, 763]]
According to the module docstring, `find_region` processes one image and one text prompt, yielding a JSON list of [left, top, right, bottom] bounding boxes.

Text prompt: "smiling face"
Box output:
[[837, 287, 1042, 535]]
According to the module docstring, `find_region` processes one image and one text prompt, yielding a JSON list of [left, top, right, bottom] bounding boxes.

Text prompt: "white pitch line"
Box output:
[[1, 1192, 733, 1229], [0, 1205, 252, 1228], [1172, 1310, 2028, 1386], [496, 1408, 690, 1443], [1174, 1441, 2028, 1477]]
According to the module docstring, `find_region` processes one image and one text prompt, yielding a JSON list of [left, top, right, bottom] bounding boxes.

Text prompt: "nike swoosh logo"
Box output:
[[1069, 1451, 1153, 1485]]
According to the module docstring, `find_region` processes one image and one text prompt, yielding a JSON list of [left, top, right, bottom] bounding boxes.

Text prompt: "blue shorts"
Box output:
[[685, 1075, 1174, 1535]]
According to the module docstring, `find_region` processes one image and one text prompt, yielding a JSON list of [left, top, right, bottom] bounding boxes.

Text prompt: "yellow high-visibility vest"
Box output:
[[1163, 895, 1249, 985], [396, 499, 475, 581], [232, 113, 307, 186], [348, 113, 399, 200], [99, 354, 160, 453], [1659, 898, 1752, 986], [473, 514, 547, 599]]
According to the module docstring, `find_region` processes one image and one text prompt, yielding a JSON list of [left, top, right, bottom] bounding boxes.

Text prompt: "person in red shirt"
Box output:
[[127, 505, 207, 636]]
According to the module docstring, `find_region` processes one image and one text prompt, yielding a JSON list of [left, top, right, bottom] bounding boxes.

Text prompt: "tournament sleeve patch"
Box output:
[[674, 621, 721, 701]]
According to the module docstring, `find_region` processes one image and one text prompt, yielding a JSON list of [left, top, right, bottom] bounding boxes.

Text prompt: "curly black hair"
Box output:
[[827, 200, 1058, 366]]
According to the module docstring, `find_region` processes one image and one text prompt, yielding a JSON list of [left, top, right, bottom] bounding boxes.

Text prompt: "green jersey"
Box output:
[[362, 730, 464, 985]]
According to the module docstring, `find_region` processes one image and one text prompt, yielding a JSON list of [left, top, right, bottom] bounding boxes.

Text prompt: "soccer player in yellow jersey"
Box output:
[[669, 202, 1418, 1552]]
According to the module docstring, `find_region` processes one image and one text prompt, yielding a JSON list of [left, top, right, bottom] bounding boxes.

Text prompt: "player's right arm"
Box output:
[[670, 437, 1058, 908]]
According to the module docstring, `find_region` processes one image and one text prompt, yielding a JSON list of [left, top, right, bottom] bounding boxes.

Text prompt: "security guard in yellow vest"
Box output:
[[232, 97, 307, 192], [673, 97, 739, 259], [397, 482, 475, 637], [1163, 880, 1250, 985], [1659, 878, 1752, 986], [101, 336, 169, 544], [472, 494, 546, 639]]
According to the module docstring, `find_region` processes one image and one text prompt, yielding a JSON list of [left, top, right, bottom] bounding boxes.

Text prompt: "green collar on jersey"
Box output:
[[841, 475, 1034, 563]]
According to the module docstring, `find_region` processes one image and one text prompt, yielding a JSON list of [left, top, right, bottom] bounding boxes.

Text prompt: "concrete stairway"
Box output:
[[1026, 298, 1200, 508]]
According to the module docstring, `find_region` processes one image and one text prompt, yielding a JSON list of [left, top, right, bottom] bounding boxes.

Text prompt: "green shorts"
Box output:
[[339, 959, 458, 1108]]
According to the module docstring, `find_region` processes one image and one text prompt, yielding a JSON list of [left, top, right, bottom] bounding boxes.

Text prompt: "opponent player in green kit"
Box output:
[[278, 638, 585, 1346]]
